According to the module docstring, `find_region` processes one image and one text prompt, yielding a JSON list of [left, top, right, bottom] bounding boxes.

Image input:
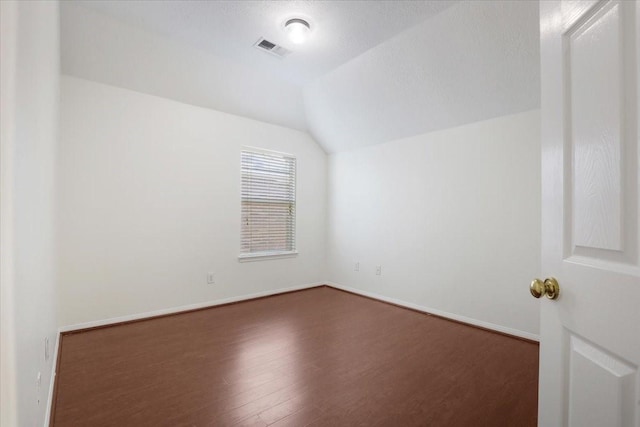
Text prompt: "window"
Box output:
[[240, 149, 296, 259]]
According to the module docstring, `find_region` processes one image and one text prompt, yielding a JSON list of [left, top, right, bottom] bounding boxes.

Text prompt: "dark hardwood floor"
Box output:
[[51, 286, 538, 426]]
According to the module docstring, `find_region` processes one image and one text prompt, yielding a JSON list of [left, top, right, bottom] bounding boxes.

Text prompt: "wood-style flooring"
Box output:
[[51, 286, 538, 426]]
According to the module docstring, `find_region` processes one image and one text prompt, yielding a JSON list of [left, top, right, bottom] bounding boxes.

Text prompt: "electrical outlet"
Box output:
[[207, 272, 215, 284], [36, 371, 42, 406], [376, 266, 382, 276], [354, 262, 359, 272]]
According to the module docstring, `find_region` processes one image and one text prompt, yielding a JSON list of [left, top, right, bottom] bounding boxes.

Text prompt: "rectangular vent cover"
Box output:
[[254, 38, 291, 58]]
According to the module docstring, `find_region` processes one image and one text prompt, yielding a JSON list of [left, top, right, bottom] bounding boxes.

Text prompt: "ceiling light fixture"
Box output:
[[285, 18, 311, 45]]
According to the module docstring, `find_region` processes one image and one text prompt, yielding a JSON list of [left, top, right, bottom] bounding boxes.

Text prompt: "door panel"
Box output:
[[563, 0, 639, 269], [540, 0, 640, 426], [568, 0, 623, 253], [568, 334, 637, 427]]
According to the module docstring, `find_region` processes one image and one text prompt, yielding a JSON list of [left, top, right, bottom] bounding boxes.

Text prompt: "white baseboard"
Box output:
[[43, 330, 60, 427], [57, 280, 538, 338], [59, 282, 325, 333], [325, 282, 539, 342]]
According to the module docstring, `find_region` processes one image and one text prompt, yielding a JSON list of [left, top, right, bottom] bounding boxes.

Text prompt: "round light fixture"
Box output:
[[285, 18, 311, 45]]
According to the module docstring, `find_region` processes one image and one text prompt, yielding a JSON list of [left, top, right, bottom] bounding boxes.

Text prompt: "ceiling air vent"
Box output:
[[254, 38, 291, 58]]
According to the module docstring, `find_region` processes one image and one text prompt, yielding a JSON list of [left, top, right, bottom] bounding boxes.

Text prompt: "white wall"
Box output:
[[0, 4, 19, 424], [58, 76, 327, 327], [327, 110, 541, 338], [0, 1, 60, 426], [58, 76, 539, 339]]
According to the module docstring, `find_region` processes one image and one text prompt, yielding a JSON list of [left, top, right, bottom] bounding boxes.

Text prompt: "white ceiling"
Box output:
[[305, 0, 541, 152], [72, 0, 458, 86], [60, 0, 540, 153], [61, 3, 308, 131]]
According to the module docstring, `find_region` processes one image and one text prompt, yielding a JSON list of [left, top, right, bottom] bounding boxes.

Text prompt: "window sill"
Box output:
[[238, 251, 298, 262]]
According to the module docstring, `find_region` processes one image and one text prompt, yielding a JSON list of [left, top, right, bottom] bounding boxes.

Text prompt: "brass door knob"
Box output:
[[530, 277, 560, 300]]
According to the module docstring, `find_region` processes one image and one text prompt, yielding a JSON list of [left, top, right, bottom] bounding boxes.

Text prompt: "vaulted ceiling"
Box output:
[[61, 0, 540, 153]]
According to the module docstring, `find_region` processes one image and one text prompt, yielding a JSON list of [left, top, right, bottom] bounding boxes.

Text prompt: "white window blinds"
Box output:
[[240, 149, 296, 258]]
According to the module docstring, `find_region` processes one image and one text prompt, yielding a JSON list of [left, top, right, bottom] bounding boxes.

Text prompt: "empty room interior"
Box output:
[[2, 0, 639, 426]]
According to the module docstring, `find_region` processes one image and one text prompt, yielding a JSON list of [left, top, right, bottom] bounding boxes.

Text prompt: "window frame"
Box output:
[[238, 147, 298, 262]]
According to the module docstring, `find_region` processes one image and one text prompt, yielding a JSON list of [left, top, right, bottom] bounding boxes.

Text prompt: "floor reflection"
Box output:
[[224, 316, 307, 424]]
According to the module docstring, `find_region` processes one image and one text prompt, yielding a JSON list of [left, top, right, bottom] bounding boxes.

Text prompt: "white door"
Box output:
[[539, 0, 640, 426]]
